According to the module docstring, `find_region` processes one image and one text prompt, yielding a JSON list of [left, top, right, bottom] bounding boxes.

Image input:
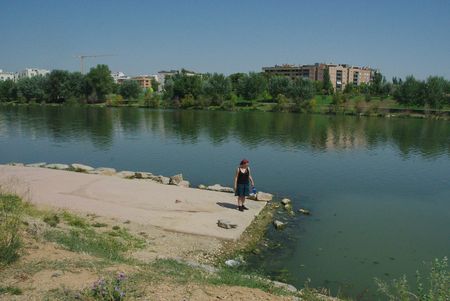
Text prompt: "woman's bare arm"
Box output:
[[248, 167, 255, 186]]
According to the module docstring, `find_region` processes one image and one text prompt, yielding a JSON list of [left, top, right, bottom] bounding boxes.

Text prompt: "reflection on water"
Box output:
[[0, 105, 449, 157], [1, 105, 449, 299]]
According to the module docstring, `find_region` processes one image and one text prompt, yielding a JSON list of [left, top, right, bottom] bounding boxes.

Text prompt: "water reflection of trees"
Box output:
[[1, 106, 449, 157]]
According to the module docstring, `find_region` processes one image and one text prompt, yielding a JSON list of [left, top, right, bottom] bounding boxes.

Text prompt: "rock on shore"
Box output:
[[256, 192, 273, 202], [206, 184, 234, 193], [70, 163, 94, 172], [45, 163, 69, 170]]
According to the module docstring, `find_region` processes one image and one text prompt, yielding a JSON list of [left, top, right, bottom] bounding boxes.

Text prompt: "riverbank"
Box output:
[[0, 164, 341, 300], [1, 100, 449, 120], [0, 193, 340, 300]]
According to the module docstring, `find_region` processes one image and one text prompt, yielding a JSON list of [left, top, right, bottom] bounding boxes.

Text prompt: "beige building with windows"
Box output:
[[262, 63, 374, 91]]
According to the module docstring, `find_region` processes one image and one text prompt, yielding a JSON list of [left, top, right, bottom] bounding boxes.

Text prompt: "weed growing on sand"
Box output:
[[44, 227, 127, 261], [61, 211, 88, 228], [43, 220, 145, 262], [92, 222, 108, 228], [0, 285, 23, 296], [375, 257, 449, 301], [130, 259, 294, 296], [43, 213, 60, 227], [86, 272, 127, 301], [0, 193, 23, 264]]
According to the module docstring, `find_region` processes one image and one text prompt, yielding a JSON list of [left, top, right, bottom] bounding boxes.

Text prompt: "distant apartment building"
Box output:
[[111, 71, 131, 84], [131, 75, 158, 89], [0, 69, 15, 81], [262, 63, 374, 91], [15, 68, 50, 81]]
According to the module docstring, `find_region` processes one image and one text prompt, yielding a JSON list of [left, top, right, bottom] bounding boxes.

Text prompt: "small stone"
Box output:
[[51, 271, 62, 278], [45, 163, 70, 170], [207, 184, 234, 193], [281, 198, 291, 205], [178, 180, 190, 188], [175, 199, 182, 203], [134, 171, 153, 179], [298, 208, 310, 215], [8, 162, 24, 166], [256, 192, 273, 202], [71, 163, 94, 172], [273, 220, 286, 229], [159, 176, 170, 185], [26, 162, 47, 168], [225, 259, 240, 267], [198, 184, 207, 189], [270, 280, 298, 293], [169, 174, 183, 185], [217, 219, 237, 229]]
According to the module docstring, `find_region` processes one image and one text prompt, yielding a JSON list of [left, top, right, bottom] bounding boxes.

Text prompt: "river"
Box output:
[[0, 105, 449, 299]]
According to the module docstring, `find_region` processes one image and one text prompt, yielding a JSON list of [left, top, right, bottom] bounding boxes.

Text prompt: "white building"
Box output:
[[111, 71, 131, 84], [15, 68, 50, 81], [0, 69, 15, 81]]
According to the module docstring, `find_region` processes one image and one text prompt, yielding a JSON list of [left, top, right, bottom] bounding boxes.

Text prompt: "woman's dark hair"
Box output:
[[240, 159, 249, 165]]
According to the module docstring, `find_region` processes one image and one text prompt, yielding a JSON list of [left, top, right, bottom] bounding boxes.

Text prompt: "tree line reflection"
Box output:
[[1, 105, 449, 157]]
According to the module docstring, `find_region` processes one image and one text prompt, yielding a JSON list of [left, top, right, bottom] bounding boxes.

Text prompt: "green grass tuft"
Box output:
[[0, 285, 23, 296], [0, 194, 23, 264], [43, 228, 126, 261], [92, 222, 108, 228], [43, 214, 60, 227], [61, 211, 88, 228]]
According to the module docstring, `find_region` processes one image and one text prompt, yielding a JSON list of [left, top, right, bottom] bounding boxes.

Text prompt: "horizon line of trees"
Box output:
[[0, 64, 449, 110]]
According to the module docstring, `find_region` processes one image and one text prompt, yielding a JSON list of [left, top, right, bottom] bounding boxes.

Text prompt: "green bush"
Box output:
[[61, 211, 88, 228], [375, 257, 449, 301], [43, 214, 60, 227], [0, 194, 23, 264]]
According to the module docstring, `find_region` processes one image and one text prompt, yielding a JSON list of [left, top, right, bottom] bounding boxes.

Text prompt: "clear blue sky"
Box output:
[[1, 0, 449, 80]]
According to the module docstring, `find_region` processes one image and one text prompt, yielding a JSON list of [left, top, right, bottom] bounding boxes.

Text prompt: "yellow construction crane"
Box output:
[[75, 54, 115, 74]]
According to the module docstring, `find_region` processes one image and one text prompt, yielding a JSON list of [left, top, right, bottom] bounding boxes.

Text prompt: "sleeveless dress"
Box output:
[[235, 168, 250, 196]]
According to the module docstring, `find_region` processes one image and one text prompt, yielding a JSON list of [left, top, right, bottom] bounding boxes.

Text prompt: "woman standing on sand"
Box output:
[[234, 159, 255, 212]]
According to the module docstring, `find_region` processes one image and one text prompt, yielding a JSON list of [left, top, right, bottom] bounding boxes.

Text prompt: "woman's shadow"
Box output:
[[216, 202, 239, 210]]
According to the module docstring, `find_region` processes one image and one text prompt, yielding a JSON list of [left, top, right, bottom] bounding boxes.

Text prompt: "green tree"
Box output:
[[237, 72, 268, 100], [85, 64, 114, 103], [171, 73, 202, 99], [151, 78, 159, 92], [395, 75, 426, 106], [273, 94, 290, 112], [16, 76, 47, 103], [229, 73, 246, 94], [268, 76, 291, 99], [288, 78, 315, 103], [67, 72, 87, 101], [119, 80, 142, 100], [322, 67, 333, 95], [45, 70, 72, 103], [370, 71, 384, 95], [424, 76, 448, 109], [0, 79, 17, 102], [202, 73, 232, 105]]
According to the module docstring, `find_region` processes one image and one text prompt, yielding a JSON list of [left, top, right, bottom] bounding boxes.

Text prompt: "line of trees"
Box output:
[[1, 64, 449, 111], [0, 65, 115, 103]]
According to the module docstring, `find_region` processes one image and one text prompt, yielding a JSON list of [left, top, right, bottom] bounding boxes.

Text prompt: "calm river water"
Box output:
[[0, 105, 449, 299]]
